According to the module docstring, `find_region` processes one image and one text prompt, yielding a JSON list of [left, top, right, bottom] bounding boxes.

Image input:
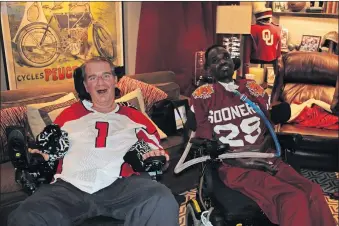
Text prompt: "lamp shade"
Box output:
[[216, 5, 252, 34]]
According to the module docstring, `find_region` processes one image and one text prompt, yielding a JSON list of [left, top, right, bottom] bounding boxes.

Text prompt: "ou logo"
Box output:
[[262, 29, 273, 46]]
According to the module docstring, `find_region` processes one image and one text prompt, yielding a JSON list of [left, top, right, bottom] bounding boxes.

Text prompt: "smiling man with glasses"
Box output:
[[8, 57, 179, 226]]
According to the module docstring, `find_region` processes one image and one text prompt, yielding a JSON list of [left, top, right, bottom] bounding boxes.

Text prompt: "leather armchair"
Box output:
[[271, 51, 339, 172]]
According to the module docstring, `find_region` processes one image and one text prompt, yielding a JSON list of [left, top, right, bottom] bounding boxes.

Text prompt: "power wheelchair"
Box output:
[[175, 110, 301, 226], [6, 126, 168, 226]]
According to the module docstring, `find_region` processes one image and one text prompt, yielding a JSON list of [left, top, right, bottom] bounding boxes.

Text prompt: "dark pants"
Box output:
[[8, 173, 179, 226], [218, 159, 336, 226]]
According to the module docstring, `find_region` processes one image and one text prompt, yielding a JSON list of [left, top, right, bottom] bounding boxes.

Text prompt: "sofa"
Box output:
[[271, 51, 339, 172], [0, 71, 190, 225]]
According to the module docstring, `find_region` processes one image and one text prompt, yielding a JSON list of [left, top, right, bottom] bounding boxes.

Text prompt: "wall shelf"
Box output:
[[273, 12, 338, 19]]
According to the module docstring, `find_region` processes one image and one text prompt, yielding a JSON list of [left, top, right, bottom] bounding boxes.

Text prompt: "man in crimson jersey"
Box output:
[[190, 45, 336, 226], [8, 57, 179, 226]]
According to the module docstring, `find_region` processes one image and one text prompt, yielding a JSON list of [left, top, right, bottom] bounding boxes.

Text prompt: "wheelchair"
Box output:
[[175, 111, 301, 226], [6, 125, 168, 226], [183, 136, 277, 226]]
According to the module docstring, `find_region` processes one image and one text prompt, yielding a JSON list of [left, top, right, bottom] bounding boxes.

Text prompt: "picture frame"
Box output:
[[273, 2, 288, 12], [174, 99, 189, 130], [266, 66, 275, 87], [221, 34, 241, 59], [280, 28, 289, 52], [0, 2, 124, 90], [299, 35, 322, 52]]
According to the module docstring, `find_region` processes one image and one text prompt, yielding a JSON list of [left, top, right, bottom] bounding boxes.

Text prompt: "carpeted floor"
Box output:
[[177, 169, 339, 226]]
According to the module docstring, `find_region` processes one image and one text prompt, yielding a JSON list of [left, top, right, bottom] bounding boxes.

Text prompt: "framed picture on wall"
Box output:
[[281, 28, 289, 52], [273, 2, 288, 12], [0, 2, 124, 90], [220, 34, 241, 59], [266, 66, 275, 87], [299, 35, 321, 52]]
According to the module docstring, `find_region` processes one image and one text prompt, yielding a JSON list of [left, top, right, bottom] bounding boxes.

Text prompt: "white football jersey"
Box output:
[[53, 100, 162, 194]]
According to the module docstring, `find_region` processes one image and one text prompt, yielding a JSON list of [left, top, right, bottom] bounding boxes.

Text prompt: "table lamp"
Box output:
[[216, 5, 252, 35], [216, 5, 252, 77], [248, 67, 265, 85]]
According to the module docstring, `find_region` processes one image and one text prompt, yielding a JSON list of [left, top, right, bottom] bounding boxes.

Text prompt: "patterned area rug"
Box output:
[[300, 169, 339, 224], [178, 170, 338, 226]]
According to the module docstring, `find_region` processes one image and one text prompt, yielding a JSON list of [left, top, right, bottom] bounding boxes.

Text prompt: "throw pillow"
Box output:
[[115, 88, 146, 112], [115, 88, 167, 139], [117, 76, 168, 113], [0, 106, 27, 163], [27, 93, 77, 138]]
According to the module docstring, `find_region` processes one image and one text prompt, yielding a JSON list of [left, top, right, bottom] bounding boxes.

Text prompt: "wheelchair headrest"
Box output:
[[233, 57, 241, 71], [73, 66, 91, 101]]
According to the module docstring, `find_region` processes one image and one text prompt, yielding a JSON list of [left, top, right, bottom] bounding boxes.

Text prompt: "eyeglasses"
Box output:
[[86, 73, 113, 82]]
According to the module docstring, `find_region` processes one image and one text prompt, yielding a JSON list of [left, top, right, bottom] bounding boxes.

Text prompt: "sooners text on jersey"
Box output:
[[191, 80, 269, 149]]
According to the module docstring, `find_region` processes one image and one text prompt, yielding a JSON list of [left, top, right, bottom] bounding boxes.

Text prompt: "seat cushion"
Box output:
[[280, 124, 338, 138], [153, 82, 180, 100], [282, 83, 335, 106]]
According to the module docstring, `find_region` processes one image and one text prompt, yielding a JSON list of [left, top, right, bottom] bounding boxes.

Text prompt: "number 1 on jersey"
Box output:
[[95, 122, 109, 148]]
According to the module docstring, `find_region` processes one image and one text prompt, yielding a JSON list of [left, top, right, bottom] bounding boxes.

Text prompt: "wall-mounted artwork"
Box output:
[[280, 28, 289, 52], [266, 66, 275, 87], [272, 2, 288, 12], [0, 2, 124, 90], [221, 35, 241, 59], [299, 35, 321, 52]]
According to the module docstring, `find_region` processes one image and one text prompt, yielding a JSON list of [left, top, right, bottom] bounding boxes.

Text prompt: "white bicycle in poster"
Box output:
[[12, 2, 117, 68]]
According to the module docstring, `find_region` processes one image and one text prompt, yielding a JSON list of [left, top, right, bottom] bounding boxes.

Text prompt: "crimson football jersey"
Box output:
[[53, 100, 163, 194], [247, 22, 282, 62], [191, 80, 270, 149]]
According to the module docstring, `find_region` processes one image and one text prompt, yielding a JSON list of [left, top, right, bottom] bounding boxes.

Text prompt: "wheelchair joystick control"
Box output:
[[206, 140, 230, 160], [144, 156, 166, 181]]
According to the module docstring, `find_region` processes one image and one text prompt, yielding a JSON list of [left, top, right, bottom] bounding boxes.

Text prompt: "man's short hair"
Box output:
[[73, 57, 117, 101], [81, 56, 116, 80]]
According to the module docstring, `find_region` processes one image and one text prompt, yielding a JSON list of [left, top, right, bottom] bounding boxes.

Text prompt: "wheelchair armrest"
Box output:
[[277, 132, 303, 150], [190, 137, 208, 146], [190, 138, 230, 159]]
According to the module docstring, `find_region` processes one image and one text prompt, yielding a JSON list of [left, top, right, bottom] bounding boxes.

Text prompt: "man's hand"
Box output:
[[28, 148, 49, 161], [142, 150, 169, 162]]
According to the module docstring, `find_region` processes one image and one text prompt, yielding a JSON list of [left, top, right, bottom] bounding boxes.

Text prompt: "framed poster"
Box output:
[[221, 34, 241, 59], [173, 99, 189, 130], [281, 28, 289, 52], [0, 2, 124, 90], [299, 35, 321, 52], [266, 66, 275, 87]]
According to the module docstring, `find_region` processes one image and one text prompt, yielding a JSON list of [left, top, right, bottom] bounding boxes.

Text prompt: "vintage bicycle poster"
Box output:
[[0, 2, 124, 90]]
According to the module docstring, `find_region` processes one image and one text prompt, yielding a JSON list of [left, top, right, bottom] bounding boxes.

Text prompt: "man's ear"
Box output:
[[114, 76, 118, 84]]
